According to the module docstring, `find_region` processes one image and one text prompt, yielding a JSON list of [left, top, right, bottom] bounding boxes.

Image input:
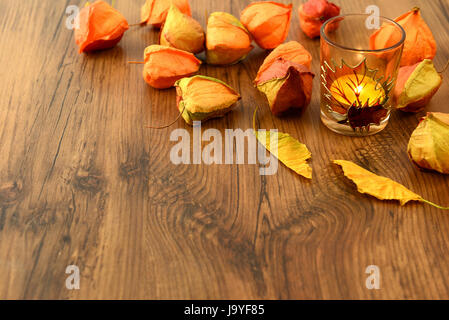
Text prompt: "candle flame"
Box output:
[[330, 74, 386, 108]]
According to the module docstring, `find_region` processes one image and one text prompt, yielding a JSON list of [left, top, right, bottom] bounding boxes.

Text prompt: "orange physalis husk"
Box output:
[[175, 76, 241, 125], [370, 7, 436, 67], [142, 45, 201, 89], [74, 0, 129, 54], [298, 0, 340, 39], [240, 1, 292, 50], [253, 107, 312, 179], [140, 0, 191, 28], [206, 12, 254, 65], [408, 112, 449, 174], [394, 59, 442, 112], [254, 41, 312, 83], [160, 4, 205, 54], [334, 160, 449, 210], [255, 58, 314, 115]]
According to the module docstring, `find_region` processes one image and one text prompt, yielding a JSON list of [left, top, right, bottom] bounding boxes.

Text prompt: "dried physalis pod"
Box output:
[[255, 58, 314, 115], [408, 112, 449, 174], [370, 7, 436, 66], [394, 59, 442, 112], [142, 45, 201, 89], [175, 75, 241, 124], [206, 12, 253, 65], [140, 0, 191, 28], [75, 0, 129, 53], [255, 41, 312, 84], [240, 1, 292, 50], [298, 0, 340, 39], [160, 4, 205, 54]]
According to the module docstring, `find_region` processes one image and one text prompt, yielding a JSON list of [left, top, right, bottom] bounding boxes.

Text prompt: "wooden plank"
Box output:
[[0, 0, 448, 299]]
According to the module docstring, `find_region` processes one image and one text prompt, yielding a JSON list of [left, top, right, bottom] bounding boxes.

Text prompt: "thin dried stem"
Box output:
[[421, 199, 449, 210], [146, 105, 186, 129], [438, 59, 449, 74]]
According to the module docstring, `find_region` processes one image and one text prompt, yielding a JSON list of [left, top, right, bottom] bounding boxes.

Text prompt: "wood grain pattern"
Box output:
[[0, 0, 448, 299]]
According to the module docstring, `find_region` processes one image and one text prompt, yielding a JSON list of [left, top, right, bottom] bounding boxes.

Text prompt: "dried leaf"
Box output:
[[240, 1, 292, 50], [298, 0, 340, 39], [334, 160, 449, 209], [253, 107, 312, 179], [140, 0, 191, 28], [74, 0, 129, 53], [142, 45, 201, 89], [394, 59, 442, 112], [370, 7, 436, 66], [175, 75, 240, 124], [408, 112, 449, 174], [206, 12, 253, 65], [254, 41, 312, 83], [160, 4, 205, 54], [255, 58, 314, 115]]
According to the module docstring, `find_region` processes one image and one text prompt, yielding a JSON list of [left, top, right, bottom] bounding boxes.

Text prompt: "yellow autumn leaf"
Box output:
[[253, 107, 312, 179], [334, 160, 449, 210]]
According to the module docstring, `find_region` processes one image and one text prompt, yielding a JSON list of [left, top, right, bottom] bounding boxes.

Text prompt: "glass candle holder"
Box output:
[[320, 14, 405, 136]]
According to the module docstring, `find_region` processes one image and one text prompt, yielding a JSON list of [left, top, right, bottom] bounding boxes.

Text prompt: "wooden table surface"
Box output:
[[0, 0, 448, 300]]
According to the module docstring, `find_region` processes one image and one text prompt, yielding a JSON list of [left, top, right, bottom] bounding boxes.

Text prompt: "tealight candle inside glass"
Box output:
[[320, 14, 405, 136]]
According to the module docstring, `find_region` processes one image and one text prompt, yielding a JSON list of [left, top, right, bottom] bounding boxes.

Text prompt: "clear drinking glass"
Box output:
[[320, 14, 405, 136]]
